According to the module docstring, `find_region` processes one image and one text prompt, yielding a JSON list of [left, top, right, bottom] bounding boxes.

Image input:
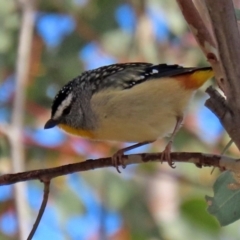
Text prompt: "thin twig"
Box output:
[[0, 152, 236, 186], [205, 86, 231, 121], [27, 180, 50, 240]]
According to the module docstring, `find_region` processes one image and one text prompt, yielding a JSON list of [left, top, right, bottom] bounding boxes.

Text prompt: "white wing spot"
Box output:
[[151, 69, 158, 74], [136, 76, 145, 80]]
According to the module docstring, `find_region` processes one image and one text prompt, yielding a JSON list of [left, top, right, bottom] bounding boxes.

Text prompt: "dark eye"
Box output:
[[63, 106, 71, 115]]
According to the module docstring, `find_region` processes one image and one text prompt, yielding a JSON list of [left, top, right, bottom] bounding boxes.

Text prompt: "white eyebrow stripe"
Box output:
[[53, 93, 73, 119]]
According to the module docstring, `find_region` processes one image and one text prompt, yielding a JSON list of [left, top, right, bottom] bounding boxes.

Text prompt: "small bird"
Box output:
[[44, 63, 213, 172]]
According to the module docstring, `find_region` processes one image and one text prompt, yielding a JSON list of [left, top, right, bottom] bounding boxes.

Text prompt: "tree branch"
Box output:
[[0, 152, 236, 186], [176, 0, 240, 161], [176, 0, 215, 51], [205, 86, 231, 121], [27, 180, 50, 240], [176, 0, 224, 85], [205, 0, 240, 104], [203, 0, 240, 150]]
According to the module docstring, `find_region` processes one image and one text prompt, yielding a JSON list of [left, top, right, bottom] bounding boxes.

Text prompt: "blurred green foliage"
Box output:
[[0, 0, 240, 239], [207, 171, 240, 227]]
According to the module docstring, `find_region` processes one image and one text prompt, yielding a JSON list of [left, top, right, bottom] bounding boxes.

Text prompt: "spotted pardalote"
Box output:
[[44, 63, 213, 172]]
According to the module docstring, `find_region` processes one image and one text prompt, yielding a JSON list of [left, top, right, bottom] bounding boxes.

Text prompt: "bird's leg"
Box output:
[[112, 141, 153, 173], [161, 116, 183, 168]]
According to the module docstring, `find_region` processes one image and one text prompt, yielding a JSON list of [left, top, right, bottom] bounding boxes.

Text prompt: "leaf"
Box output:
[[206, 170, 240, 226], [181, 198, 219, 232]]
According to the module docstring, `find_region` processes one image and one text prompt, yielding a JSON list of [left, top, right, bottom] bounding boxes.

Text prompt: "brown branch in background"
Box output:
[[27, 180, 50, 240], [74, 15, 101, 42], [0, 152, 236, 186], [10, 0, 36, 239]]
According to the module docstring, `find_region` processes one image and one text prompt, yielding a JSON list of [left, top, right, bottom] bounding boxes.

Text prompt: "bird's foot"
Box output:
[[111, 141, 152, 173], [112, 149, 127, 173], [161, 141, 175, 168]]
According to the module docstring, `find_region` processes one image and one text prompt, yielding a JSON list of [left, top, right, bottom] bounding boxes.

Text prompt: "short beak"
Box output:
[[44, 119, 59, 129]]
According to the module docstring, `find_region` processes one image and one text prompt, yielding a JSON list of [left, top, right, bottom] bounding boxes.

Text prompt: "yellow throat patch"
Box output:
[[58, 124, 95, 139]]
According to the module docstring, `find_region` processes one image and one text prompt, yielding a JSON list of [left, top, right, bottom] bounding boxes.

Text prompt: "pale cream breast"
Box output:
[[90, 78, 194, 142]]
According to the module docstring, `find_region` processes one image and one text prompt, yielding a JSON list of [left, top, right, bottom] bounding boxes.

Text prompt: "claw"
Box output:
[[160, 116, 183, 168], [161, 141, 175, 168], [111, 141, 152, 173], [112, 149, 126, 173]]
